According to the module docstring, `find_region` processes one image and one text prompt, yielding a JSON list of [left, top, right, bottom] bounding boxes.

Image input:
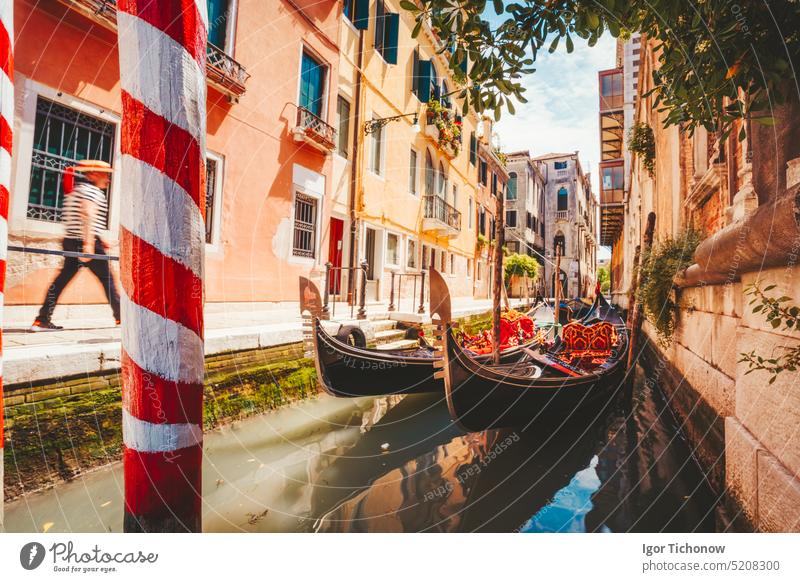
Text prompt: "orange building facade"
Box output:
[[7, 0, 343, 306]]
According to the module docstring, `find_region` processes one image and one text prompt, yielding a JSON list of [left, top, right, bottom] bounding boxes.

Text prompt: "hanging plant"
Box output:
[[426, 99, 462, 156], [636, 229, 702, 346], [628, 122, 656, 177]]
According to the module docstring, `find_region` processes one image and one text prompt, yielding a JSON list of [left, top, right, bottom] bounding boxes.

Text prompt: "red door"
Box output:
[[328, 218, 344, 294]]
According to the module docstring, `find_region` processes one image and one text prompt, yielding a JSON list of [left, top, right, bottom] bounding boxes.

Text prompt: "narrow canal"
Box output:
[[3, 366, 718, 533]]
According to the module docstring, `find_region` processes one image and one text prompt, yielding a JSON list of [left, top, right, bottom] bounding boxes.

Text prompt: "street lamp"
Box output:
[[364, 112, 419, 134]]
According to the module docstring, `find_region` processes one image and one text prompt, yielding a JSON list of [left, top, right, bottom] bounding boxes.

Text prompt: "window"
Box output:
[[554, 160, 568, 170], [526, 211, 532, 230], [343, 0, 354, 21], [469, 132, 477, 165], [451, 184, 458, 212], [507, 172, 517, 200], [468, 196, 473, 228], [506, 210, 517, 228], [207, 0, 231, 50], [437, 162, 446, 198], [491, 172, 498, 197], [467, 258, 473, 278], [540, 222, 545, 237], [425, 151, 435, 196], [370, 116, 384, 175], [557, 187, 568, 211], [554, 234, 565, 257], [422, 244, 430, 269], [336, 95, 350, 158], [477, 261, 482, 282], [374, 0, 386, 53], [299, 51, 326, 117], [407, 239, 418, 269], [490, 216, 496, 241], [28, 97, 115, 223], [479, 205, 486, 235], [409, 148, 418, 194], [386, 232, 400, 266], [292, 193, 318, 258], [479, 159, 488, 185], [440, 250, 446, 273], [450, 253, 455, 274], [205, 153, 224, 244]]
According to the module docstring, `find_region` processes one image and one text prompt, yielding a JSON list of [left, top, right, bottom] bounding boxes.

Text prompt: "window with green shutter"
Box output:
[[469, 132, 477, 165], [353, 0, 370, 30]]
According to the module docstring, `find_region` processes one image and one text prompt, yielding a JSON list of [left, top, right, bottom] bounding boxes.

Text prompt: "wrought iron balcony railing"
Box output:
[[424, 195, 461, 231], [57, 0, 250, 100], [293, 107, 337, 152]]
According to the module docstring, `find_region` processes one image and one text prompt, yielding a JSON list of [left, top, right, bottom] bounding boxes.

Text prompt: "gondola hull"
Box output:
[[428, 268, 629, 432], [313, 317, 533, 397], [313, 317, 440, 397], [444, 328, 626, 431]]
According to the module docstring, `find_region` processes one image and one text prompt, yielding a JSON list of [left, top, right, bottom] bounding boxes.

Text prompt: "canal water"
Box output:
[[3, 367, 718, 533]]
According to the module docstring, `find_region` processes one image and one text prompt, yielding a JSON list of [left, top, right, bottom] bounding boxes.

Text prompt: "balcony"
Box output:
[[555, 210, 569, 221], [57, 0, 250, 101], [423, 195, 461, 238], [292, 107, 337, 153], [424, 102, 462, 159]]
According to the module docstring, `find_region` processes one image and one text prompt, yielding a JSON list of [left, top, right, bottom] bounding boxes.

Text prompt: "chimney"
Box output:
[[480, 116, 493, 145]]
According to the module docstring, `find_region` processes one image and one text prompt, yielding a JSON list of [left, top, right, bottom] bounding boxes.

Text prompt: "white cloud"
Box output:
[[495, 35, 617, 196]]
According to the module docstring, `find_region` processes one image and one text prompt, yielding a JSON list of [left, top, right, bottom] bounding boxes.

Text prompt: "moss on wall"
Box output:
[[3, 354, 317, 500]]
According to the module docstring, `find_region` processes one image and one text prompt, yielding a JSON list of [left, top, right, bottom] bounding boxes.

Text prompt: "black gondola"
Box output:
[[299, 276, 543, 397], [429, 269, 629, 432]]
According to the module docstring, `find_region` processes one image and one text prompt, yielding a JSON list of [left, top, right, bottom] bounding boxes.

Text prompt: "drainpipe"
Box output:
[[346, 31, 364, 304]]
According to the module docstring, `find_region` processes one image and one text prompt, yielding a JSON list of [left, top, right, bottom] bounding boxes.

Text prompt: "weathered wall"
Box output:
[[642, 267, 800, 532]]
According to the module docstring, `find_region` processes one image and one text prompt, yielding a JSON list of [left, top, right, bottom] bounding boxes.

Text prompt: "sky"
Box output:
[[490, 29, 616, 260]]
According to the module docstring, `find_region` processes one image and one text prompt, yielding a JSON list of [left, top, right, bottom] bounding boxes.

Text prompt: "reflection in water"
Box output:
[[313, 366, 718, 533], [3, 366, 719, 533], [519, 456, 605, 533]]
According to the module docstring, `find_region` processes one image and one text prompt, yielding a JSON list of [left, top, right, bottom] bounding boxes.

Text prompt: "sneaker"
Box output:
[[30, 319, 64, 332]]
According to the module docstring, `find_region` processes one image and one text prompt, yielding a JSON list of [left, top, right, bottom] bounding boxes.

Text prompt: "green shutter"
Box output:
[[459, 54, 468, 75], [417, 59, 432, 102], [469, 132, 477, 165], [354, 0, 370, 30], [384, 13, 399, 64]]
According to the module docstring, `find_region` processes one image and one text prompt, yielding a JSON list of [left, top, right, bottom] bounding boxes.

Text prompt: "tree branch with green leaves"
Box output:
[[403, 0, 800, 138]]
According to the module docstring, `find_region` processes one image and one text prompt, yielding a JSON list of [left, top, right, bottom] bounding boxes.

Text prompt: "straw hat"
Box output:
[[73, 160, 114, 173]]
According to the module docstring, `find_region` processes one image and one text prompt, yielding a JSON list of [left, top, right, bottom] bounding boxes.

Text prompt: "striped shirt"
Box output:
[[62, 182, 108, 239]]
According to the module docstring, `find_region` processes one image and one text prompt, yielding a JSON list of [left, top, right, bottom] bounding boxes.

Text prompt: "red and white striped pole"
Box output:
[[0, 0, 13, 529], [116, 0, 207, 532]]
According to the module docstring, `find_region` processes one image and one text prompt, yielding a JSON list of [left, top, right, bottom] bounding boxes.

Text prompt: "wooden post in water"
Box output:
[[553, 246, 562, 333], [0, 0, 13, 528], [117, 0, 208, 532], [492, 184, 505, 365], [627, 212, 656, 371]]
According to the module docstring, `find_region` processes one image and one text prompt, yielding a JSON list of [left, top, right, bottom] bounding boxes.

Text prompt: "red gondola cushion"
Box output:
[[562, 321, 616, 352]]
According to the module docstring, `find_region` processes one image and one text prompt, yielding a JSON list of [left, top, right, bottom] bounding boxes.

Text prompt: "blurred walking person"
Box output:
[[31, 160, 120, 331]]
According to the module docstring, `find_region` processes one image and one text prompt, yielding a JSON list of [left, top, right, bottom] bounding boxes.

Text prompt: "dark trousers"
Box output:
[[37, 236, 121, 323]]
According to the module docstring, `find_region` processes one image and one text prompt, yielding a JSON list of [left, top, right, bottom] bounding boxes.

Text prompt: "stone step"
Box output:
[[374, 329, 406, 344], [375, 339, 420, 351], [369, 319, 397, 332]]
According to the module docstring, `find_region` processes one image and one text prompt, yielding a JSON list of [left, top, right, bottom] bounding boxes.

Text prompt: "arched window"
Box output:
[[431, 65, 440, 101], [507, 172, 517, 200], [557, 187, 568, 211], [554, 234, 566, 257], [425, 151, 435, 196], [437, 162, 447, 198]]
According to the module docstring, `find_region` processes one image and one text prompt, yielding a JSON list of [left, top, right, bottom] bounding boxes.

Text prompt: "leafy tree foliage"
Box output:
[[403, 0, 800, 138]]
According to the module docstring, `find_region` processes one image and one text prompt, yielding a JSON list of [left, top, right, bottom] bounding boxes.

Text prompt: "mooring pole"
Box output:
[[626, 244, 642, 331], [117, 0, 208, 533], [627, 212, 656, 371], [554, 246, 562, 334], [492, 185, 505, 365], [0, 0, 13, 529]]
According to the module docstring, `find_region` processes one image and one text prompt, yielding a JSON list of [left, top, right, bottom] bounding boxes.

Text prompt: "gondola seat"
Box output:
[[562, 321, 617, 352]]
